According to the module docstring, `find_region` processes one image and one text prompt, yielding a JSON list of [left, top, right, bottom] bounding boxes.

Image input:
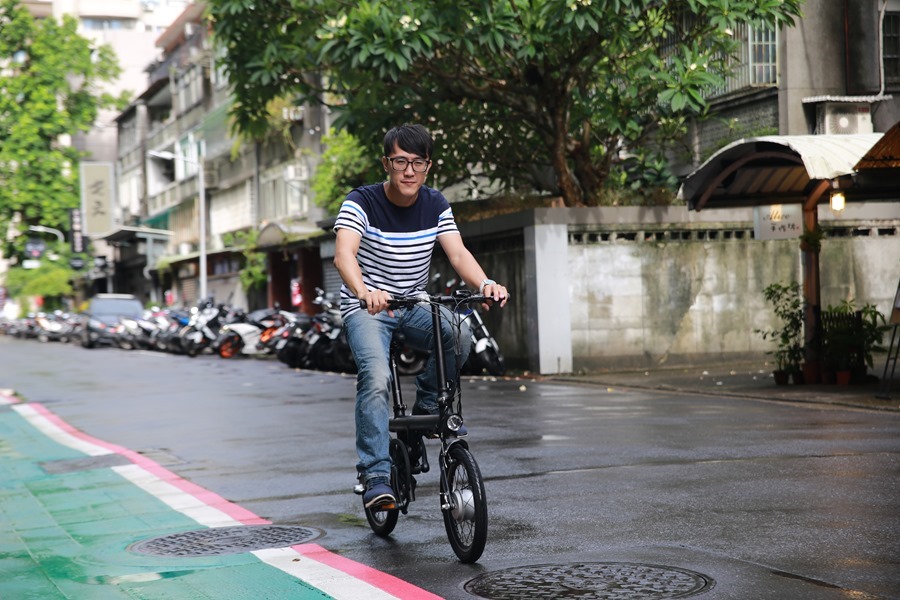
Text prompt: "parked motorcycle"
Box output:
[[303, 288, 356, 373], [274, 289, 356, 373], [440, 277, 506, 377], [274, 312, 314, 368]]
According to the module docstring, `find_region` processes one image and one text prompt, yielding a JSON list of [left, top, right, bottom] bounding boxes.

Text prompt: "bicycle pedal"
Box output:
[[353, 483, 365, 495]]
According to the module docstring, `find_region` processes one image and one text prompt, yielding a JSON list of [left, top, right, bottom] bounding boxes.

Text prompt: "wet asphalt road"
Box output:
[[1, 335, 898, 600]]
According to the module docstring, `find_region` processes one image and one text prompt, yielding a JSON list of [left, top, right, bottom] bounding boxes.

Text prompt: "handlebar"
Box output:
[[358, 292, 507, 310]]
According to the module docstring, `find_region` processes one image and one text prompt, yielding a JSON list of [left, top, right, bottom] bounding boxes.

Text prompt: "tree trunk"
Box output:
[[550, 109, 583, 207]]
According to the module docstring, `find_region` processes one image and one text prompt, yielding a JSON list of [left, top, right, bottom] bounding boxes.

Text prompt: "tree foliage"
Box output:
[[4, 254, 74, 310], [208, 0, 803, 207], [222, 229, 267, 291], [0, 0, 123, 254], [308, 128, 376, 214]]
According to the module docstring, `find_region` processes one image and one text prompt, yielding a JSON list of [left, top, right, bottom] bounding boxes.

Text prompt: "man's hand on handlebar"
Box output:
[[359, 289, 394, 316], [481, 282, 509, 310]]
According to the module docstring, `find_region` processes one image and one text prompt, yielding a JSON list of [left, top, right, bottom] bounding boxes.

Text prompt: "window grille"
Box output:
[[885, 13, 900, 85], [709, 24, 778, 97]]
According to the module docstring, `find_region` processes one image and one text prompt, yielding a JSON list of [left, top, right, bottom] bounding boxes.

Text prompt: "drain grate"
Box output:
[[40, 454, 131, 474], [129, 525, 321, 557], [464, 562, 714, 599]]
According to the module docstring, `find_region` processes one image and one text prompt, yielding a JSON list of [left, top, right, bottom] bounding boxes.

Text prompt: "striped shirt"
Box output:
[[333, 183, 459, 316]]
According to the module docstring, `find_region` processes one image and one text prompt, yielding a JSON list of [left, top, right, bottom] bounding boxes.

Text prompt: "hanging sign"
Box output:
[[753, 204, 803, 241], [80, 162, 115, 234]]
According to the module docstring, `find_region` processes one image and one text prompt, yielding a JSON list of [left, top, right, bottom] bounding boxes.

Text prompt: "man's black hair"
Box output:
[[383, 124, 434, 159]]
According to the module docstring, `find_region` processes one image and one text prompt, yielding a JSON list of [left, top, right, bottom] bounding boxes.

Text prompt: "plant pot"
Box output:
[[773, 370, 790, 385], [790, 370, 805, 385], [836, 370, 852, 386], [801, 362, 821, 385]]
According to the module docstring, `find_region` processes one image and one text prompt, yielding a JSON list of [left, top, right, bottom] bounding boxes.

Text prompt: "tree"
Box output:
[[208, 0, 803, 207], [308, 128, 375, 214], [0, 0, 123, 256]]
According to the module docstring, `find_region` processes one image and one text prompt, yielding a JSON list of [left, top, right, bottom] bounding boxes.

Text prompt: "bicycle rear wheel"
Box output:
[[441, 444, 487, 563]]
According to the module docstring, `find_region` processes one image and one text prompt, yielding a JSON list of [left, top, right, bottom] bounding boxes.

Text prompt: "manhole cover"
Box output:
[[130, 525, 321, 557], [464, 562, 714, 599]]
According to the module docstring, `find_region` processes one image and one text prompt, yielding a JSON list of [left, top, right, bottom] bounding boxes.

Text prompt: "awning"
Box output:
[[678, 133, 883, 211], [97, 226, 173, 243], [256, 221, 323, 249]]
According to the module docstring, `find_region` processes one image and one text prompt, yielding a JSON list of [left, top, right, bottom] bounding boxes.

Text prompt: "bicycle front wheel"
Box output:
[[441, 444, 487, 563]]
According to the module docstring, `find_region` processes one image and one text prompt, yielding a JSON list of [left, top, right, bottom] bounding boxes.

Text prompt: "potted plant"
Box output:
[[857, 302, 889, 383], [822, 299, 888, 385], [798, 224, 824, 253], [756, 281, 804, 385]]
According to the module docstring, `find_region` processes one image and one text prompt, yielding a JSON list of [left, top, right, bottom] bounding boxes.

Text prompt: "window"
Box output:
[[176, 66, 204, 113], [885, 13, 900, 85], [660, 17, 779, 99], [81, 18, 136, 31], [711, 23, 779, 97]]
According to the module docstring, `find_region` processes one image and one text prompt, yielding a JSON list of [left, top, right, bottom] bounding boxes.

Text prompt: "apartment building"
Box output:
[[682, 0, 897, 170], [108, 2, 328, 308]]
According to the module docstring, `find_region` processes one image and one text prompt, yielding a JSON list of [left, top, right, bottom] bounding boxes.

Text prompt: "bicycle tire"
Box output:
[[441, 444, 487, 563], [364, 438, 408, 536]]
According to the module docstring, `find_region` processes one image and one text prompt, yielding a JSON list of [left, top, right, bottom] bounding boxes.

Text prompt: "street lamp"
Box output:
[[148, 147, 207, 301], [28, 225, 65, 243]]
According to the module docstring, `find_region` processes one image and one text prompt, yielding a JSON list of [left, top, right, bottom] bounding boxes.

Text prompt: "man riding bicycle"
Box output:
[[333, 124, 508, 509]]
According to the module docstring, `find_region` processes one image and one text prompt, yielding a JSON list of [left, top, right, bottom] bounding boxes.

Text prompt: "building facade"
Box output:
[[107, 2, 328, 309]]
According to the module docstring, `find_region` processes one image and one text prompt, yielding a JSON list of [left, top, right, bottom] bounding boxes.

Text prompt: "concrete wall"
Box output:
[[452, 205, 900, 374]]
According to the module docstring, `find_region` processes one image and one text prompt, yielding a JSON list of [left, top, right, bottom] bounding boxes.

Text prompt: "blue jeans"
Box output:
[[344, 303, 471, 483]]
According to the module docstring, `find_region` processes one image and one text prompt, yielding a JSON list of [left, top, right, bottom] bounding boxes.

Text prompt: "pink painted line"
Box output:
[[23, 401, 434, 598], [293, 543, 445, 600], [0, 390, 21, 404]]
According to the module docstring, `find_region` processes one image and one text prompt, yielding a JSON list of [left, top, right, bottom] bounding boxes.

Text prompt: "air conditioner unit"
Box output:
[[817, 103, 873, 135], [285, 163, 309, 181], [282, 106, 304, 122], [203, 165, 219, 189]]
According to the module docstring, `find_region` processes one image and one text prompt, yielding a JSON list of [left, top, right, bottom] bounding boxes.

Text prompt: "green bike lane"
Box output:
[[0, 390, 441, 600]]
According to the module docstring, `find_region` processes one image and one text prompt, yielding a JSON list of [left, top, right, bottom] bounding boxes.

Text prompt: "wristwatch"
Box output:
[[479, 279, 496, 294]]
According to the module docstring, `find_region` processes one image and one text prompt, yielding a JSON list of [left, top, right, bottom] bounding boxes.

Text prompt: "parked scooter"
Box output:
[[179, 298, 228, 357], [150, 309, 191, 353], [214, 307, 298, 358]]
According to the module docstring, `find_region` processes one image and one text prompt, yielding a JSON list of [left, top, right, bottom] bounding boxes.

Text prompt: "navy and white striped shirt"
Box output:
[[334, 183, 459, 317]]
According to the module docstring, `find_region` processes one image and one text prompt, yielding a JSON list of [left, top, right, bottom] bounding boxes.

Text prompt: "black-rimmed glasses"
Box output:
[[385, 156, 430, 172]]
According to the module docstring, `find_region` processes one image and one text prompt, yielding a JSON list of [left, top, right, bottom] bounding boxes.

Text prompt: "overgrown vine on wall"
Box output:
[[222, 230, 267, 291]]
